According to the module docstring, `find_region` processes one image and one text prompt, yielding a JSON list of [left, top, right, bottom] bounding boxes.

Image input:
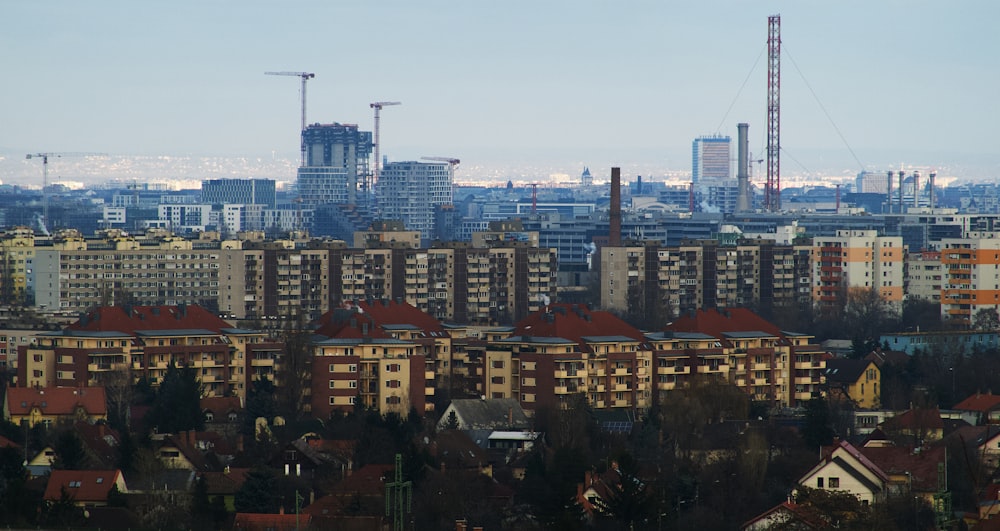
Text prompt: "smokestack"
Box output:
[[735, 123, 751, 212], [898, 170, 905, 213], [609, 167, 621, 246], [929, 171, 937, 209], [886, 170, 894, 214], [835, 184, 841, 214], [913, 170, 920, 208]]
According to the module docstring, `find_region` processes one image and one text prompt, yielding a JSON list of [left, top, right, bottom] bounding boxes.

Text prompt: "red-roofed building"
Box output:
[[3, 386, 107, 428], [17, 305, 277, 400], [955, 392, 1000, 425], [309, 308, 431, 418], [656, 308, 826, 408], [44, 469, 126, 507], [481, 304, 651, 412], [741, 500, 829, 530], [233, 512, 310, 531]]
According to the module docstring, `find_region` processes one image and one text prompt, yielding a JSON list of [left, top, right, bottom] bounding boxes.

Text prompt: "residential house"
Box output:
[[43, 469, 127, 507], [797, 440, 889, 505], [233, 512, 310, 531], [200, 467, 249, 512], [879, 407, 945, 445], [3, 386, 107, 428], [200, 395, 242, 436], [303, 464, 392, 528], [435, 398, 530, 431], [955, 392, 1000, 426], [824, 358, 881, 409], [741, 500, 829, 530]]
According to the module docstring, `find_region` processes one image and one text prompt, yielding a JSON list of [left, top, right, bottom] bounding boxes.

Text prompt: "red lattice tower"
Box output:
[[766, 15, 781, 211]]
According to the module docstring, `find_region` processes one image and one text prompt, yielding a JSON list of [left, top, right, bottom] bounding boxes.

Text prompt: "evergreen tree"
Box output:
[[234, 467, 279, 514], [148, 363, 205, 434], [52, 430, 87, 470]]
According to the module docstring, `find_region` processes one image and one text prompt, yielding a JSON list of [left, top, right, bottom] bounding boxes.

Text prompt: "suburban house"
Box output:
[[824, 358, 881, 409], [741, 499, 829, 530], [3, 386, 107, 428], [44, 469, 127, 507], [436, 398, 530, 431], [798, 440, 889, 505], [954, 392, 1000, 426]]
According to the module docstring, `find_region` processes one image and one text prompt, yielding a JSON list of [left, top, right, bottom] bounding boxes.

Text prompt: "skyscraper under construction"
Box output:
[[295, 123, 373, 206]]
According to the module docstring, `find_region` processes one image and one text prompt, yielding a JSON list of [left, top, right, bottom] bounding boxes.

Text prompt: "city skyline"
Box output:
[[2, 2, 999, 186]]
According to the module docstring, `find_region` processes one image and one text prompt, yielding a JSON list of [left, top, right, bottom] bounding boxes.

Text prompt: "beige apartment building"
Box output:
[[813, 230, 904, 313], [940, 232, 1000, 326], [905, 250, 943, 303]]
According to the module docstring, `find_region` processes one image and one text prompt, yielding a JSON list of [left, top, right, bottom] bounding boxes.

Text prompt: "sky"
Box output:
[[2, 1, 999, 184]]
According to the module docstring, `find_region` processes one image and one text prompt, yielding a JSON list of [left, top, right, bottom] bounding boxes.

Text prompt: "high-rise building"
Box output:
[[296, 123, 373, 207], [813, 230, 904, 313], [201, 178, 276, 208], [377, 161, 453, 241], [692, 134, 731, 184], [940, 232, 1000, 326]]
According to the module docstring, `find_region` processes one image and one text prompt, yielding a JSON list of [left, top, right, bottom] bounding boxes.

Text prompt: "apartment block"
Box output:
[[940, 232, 1000, 326], [16, 305, 276, 399], [813, 230, 904, 313], [905, 250, 943, 303]]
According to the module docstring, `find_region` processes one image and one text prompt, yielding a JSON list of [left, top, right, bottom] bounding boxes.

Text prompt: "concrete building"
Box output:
[[940, 232, 1000, 326], [377, 161, 453, 242], [905, 250, 943, 303], [201, 178, 276, 208], [813, 230, 904, 313], [692, 134, 731, 184], [16, 305, 276, 399], [296, 123, 373, 207]]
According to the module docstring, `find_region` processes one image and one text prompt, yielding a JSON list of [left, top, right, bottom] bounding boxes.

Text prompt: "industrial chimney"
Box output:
[[735, 123, 751, 212], [913, 170, 920, 208], [886, 170, 894, 214], [898, 170, 905, 213], [929, 171, 937, 209], [609, 167, 621, 246]]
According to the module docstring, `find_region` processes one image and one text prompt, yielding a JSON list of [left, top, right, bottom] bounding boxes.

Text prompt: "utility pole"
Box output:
[[385, 453, 412, 531]]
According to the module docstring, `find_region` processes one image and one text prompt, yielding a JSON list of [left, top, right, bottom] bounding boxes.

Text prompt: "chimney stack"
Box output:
[[898, 170, 905, 213], [835, 184, 841, 214], [929, 171, 937, 209], [913, 170, 920, 208], [609, 167, 621, 246], [886, 170, 894, 213], [735, 123, 751, 212]]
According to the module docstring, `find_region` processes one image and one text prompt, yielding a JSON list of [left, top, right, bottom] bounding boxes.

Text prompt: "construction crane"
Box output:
[[369, 101, 401, 200], [265, 71, 315, 166], [26, 152, 107, 233]]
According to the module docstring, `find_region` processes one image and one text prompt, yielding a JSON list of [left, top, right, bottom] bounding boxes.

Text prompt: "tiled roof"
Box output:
[[881, 408, 944, 431], [443, 398, 530, 430], [954, 392, 1000, 413], [65, 305, 233, 335], [200, 396, 242, 416], [860, 445, 947, 492], [5, 387, 107, 417], [44, 469, 122, 502], [233, 512, 309, 531], [312, 310, 391, 340], [0, 435, 19, 448], [74, 421, 120, 468], [356, 299, 444, 333], [200, 467, 250, 495], [665, 308, 786, 339], [330, 464, 393, 497], [514, 304, 645, 350], [741, 501, 829, 530]]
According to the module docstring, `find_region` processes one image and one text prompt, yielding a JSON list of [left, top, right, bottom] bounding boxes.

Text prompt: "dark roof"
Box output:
[[74, 421, 120, 468], [860, 446, 947, 492], [66, 305, 233, 335], [312, 310, 391, 340], [741, 501, 829, 530], [233, 512, 310, 531], [200, 396, 242, 416], [200, 468, 250, 495], [430, 430, 488, 470], [444, 398, 530, 430], [357, 299, 444, 333], [881, 408, 944, 431], [824, 358, 871, 384]]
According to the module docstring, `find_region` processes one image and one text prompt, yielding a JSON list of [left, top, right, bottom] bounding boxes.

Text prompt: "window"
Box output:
[[492, 360, 504, 369], [817, 477, 824, 488], [329, 380, 336, 389], [329, 364, 335, 373], [386, 380, 401, 389], [348, 364, 357, 372], [349, 381, 357, 389], [828, 477, 840, 488], [386, 396, 401, 405]]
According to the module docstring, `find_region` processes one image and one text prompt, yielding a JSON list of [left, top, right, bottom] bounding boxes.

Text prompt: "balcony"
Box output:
[[425, 371, 435, 380], [612, 367, 631, 376], [613, 400, 630, 408], [794, 361, 821, 370], [593, 384, 606, 393], [794, 377, 817, 385], [614, 383, 631, 392], [425, 387, 435, 396]]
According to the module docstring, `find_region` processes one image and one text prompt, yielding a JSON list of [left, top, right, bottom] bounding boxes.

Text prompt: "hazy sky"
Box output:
[[2, 1, 998, 181]]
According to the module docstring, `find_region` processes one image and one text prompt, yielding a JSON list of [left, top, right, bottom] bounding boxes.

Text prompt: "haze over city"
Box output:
[[2, 1, 998, 187]]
